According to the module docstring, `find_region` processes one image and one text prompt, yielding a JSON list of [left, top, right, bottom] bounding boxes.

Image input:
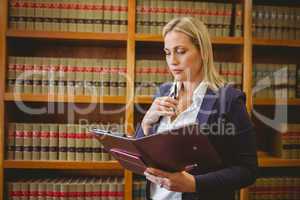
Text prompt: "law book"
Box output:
[[92, 123, 222, 175], [67, 124, 76, 161], [84, 125, 93, 161], [32, 123, 41, 160], [136, 0, 143, 33], [40, 124, 50, 160], [102, 59, 111, 96], [59, 124, 67, 160], [103, 0, 112, 32], [8, 0, 18, 29], [15, 57, 25, 93], [76, 178, 85, 200], [48, 58, 58, 94], [7, 56, 16, 93], [75, 124, 85, 161], [32, 57, 42, 94], [7, 123, 15, 160], [118, 60, 126, 96], [149, 0, 157, 34], [110, 59, 119, 96], [93, 59, 102, 96], [41, 57, 49, 94], [141, 0, 150, 33], [75, 59, 85, 95], [84, 59, 94, 96], [49, 124, 58, 160], [15, 123, 24, 160], [29, 179, 38, 200], [23, 123, 33, 160], [69, 0, 78, 32], [37, 179, 47, 200]]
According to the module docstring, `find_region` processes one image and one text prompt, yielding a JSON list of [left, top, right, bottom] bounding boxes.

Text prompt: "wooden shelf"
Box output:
[[4, 93, 126, 104], [135, 34, 244, 45], [258, 152, 300, 167], [253, 38, 300, 47], [253, 98, 300, 105], [134, 96, 153, 104], [3, 160, 123, 170], [6, 30, 128, 41]]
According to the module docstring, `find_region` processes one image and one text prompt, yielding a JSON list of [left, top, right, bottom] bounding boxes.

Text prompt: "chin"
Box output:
[[173, 75, 186, 82]]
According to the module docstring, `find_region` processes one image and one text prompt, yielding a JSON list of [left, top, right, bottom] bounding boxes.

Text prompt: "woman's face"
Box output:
[[164, 31, 203, 82]]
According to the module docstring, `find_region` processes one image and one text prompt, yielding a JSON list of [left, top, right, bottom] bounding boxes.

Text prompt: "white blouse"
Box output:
[[150, 81, 208, 200]]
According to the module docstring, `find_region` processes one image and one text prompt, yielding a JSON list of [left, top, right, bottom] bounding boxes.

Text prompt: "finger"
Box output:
[[150, 110, 175, 117], [157, 99, 178, 110], [145, 173, 163, 185], [146, 168, 171, 178], [157, 104, 176, 113], [161, 96, 179, 105]]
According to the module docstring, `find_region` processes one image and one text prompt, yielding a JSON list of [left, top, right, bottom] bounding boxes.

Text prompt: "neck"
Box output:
[[180, 76, 203, 95]]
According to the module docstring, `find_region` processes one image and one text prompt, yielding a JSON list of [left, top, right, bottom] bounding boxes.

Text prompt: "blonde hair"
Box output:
[[162, 17, 225, 91]]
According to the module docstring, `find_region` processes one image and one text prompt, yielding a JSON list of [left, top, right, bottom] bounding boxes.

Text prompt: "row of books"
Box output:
[[7, 123, 124, 161], [249, 177, 300, 200], [252, 64, 298, 99], [214, 62, 243, 90], [8, 177, 124, 200], [271, 124, 300, 160], [135, 60, 243, 96], [253, 5, 300, 40], [7, 57, 127, 96], [136, 0, 242, 36], [135, 59, 172, 96], [9, 0, 128, 33], [132, 178, 146, 200]]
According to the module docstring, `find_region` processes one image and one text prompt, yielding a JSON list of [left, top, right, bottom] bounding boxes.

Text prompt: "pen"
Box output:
[[172, 82, 178, 114], [173, 82, 178, 100]]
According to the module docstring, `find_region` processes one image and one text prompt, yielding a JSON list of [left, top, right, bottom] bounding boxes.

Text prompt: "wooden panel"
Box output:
[[253, 38, 300, 48], [125, 0, 136, 138], [258, 153, 300, 167], [134, 96, 152, 104], [124, 170, 133, 200], [253, 98, 300, 105], [0, 0, 7, 199], [4, 93, 126, 104], [4, 160, 123, 170], [243, 0, 253, 113]]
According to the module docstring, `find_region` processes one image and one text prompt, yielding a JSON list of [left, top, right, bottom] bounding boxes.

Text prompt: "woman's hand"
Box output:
[[141, 97, 178, 135], [144, 168, 196, 192]]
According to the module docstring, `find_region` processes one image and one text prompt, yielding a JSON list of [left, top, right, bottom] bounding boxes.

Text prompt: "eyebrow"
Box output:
[[164, 45, 186, 51]]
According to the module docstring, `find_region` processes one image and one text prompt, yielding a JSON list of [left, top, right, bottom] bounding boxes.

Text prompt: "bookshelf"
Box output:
[[0, 0, 299, 200]]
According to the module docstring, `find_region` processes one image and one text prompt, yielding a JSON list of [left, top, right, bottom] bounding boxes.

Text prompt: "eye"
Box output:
[[176, 49, 186, 54]]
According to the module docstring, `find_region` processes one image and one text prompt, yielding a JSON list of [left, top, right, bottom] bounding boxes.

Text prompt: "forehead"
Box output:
[[164, 31, 194, 49]]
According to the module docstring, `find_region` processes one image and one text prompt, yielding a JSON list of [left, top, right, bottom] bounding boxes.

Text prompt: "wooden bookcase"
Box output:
[[0, 0, 299, 200]]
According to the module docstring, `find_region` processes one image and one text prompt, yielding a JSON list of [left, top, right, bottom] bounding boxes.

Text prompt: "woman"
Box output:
[[135, 17, 258, 200]]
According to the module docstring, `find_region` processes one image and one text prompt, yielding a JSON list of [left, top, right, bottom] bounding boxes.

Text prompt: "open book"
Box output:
[[91, 123, 222, 175]]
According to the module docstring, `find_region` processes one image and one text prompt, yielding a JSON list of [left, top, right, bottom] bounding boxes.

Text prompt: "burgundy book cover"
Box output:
[[91, 123, 222, 175]]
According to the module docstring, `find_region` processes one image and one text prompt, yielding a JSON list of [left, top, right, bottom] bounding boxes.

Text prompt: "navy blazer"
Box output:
[[135, 83, 258, 200]]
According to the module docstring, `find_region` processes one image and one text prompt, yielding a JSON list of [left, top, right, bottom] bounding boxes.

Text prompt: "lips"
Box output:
[[172, 69, 184, 74]]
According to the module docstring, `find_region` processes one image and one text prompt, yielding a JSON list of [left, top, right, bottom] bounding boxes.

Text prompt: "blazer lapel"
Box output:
[[196, 88, 218, 125]]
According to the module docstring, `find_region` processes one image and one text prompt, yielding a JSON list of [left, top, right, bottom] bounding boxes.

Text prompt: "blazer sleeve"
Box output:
[[194, 92, 258, 194]]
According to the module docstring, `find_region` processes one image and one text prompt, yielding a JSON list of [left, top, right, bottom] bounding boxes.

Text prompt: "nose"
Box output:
[[168, 53, 179, 66]]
